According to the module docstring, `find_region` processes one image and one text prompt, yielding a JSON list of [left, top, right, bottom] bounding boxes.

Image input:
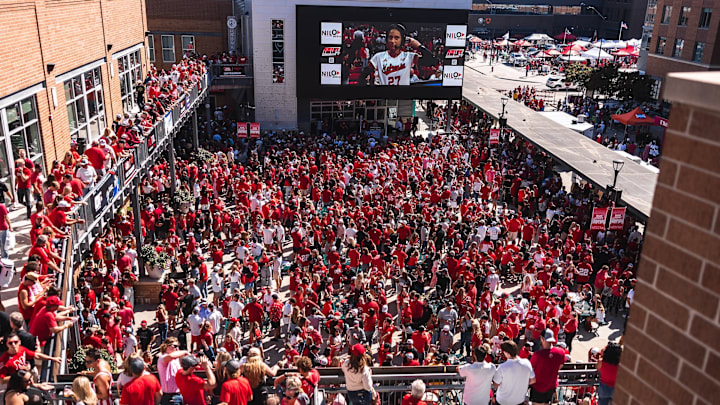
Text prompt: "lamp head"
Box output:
[[612, 159, 624, 173], [501, 97, 509, 107]]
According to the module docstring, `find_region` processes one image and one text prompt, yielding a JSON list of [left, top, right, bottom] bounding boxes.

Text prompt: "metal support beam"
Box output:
[[131, 177, 144, 273], [445, 99, 453, 133], [168, 134, 177, 195], [192, 111, 200, 151]]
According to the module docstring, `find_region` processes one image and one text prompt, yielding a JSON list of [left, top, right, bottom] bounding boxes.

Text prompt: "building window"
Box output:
[[181, 35, 195, 56], [678, 6, 690, 26], [64, 67, 105, 143], [161, 35, 175, 62], [148, 34, 155, 62], [656, 36, 666, 54], [118, 50, 143, 113], [699, 8, 712, 28], [272, 19, 285, 84], [693, 42, 705, 63], [672, 38, 684, 58], [0, 96, 44, 180], [661, 5, 672, 24]]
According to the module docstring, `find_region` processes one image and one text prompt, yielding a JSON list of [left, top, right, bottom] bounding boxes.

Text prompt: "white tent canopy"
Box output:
[[525, 33, 554, 43], [572, 40, 592, 48], [580, 48, 614, 60], [559, 54, 588, 62], [592, 40, 627, 49]]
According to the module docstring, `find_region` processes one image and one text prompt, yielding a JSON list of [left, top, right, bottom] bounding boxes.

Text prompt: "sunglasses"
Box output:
[[6, 341, 20, 346]]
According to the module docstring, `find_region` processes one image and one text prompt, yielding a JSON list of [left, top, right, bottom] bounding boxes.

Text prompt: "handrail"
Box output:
[[42, 72, 210, 382]]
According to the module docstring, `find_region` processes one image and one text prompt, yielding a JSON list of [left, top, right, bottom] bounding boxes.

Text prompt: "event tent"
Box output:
[[580, 48, 614, 60], [524, 33, 554, 44], [559, 54, 588, 62], [611, 107, 657, 126], [555, 32, 577, 41]]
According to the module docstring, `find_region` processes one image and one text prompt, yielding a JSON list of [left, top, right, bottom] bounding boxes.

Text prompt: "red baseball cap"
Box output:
[[350, 343, 365, 357]]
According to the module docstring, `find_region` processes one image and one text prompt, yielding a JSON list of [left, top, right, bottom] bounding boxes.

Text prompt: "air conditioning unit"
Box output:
[[577, 115, 585, 123]]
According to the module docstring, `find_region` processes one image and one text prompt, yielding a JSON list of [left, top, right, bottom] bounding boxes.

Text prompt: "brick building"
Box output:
[[145, 0, 235, 70], [614, 72, 720, 404], [0, 0, 148, 194], [646, 1, 718, 95]]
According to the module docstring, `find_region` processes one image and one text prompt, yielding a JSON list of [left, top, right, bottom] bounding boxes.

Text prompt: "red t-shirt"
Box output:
[[0, 204, 8, 231], [301, 369, 320, 396], [401, 394, 428, 405], [530, 347, 566, 392], [176, 371, 207, 405], [29, 306, 57, 345], [245, 302, 264, 324], [219, 377, 253, 405], [120, 374, 162, 405], [0, 346, 36, 378]]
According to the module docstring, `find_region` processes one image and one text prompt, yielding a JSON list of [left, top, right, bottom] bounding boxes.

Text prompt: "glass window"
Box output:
[[678, 6, 690, 26], [148, 34, 155, 62], [182, 36, 195, 54], [661, 5, 672, 24], [5, 104, 20, 132], [25, 123, 41, 156], [9, 131, 27, 160], [699, 8, 712, 28], [656, 36, 666, 54], [2, 96, 41, 169], [672, 38, 684, 58], [0, 139, 9, 179], [162, 35, 175, 62], [272, 20, 284, 84], [65, 68, 105, 143], [693, 42, 705, 63], [118, 50, 142, 113]]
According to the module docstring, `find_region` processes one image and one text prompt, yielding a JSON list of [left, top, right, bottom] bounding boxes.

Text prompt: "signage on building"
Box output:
[[322, 47, 342, 57], [442, 65, 464, 87], [445, 49, 464, 59], [164, 111, 174, 137], [590, 207, 609, 230], [249, 122, 260, 138], [489, 128, 500, 145], [227, 17, 238, 53], [320, 63, 342, 85], [445, 25, 467, 47], [608, 207, 626, 230], [320, 22, 342, 44], [237, 122, 248, 138], [123, 154, 137, 187], [147, 130, 157, 153]]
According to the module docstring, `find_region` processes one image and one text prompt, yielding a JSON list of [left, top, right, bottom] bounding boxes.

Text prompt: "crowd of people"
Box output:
[[0, 49, 637, 405]]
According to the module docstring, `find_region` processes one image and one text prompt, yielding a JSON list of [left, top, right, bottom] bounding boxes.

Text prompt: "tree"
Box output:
[[565, 63, 592, 88]]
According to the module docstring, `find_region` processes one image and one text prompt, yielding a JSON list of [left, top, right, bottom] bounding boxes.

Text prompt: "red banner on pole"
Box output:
[[249, 122, 260, 138], [608, 207, 626, 230], [237, 122, 248, 138], [489, 128, 500, 145], [590, 207, 609, 230]]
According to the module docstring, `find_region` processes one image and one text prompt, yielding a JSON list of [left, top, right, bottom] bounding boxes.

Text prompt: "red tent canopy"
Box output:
[[611, 107, 657, 126], [555, 32, 577, 41]]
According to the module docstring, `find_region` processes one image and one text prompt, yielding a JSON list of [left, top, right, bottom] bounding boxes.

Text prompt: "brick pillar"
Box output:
[[615, 72, 720, 404]]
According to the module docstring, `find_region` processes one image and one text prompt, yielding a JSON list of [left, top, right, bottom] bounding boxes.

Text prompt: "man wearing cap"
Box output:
[[75, 158, 97, 194], [119, 356, 163, 405], [137, 320, 155, 352], [176, 355, 217, 405], [218, 359, 253, 405], [84, 141, 107, 176], [529, 329, 566, 405], [28, 295, 76, 346], [48, 200, 84, 230], [122, 327, 139, 360]]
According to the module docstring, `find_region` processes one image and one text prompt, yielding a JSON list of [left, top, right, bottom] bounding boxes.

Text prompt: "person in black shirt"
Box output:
[[137, 320, 155, 352], [0, 182, 14, 206]]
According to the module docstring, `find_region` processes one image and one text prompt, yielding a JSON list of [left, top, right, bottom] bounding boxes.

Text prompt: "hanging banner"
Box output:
[[590, 207, 609, 230], [237, 122, 248, 138], [249, 122, 260, 138], [654, 116, 668, 128], [608, 207, 626, 230], [489, 128, 500, 145]]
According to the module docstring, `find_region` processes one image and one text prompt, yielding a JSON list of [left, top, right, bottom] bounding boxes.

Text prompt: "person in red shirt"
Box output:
[[529, 329, 566, 405], [14, 159, 32, 218], [176, 356, 217, 405], [0, 332, 61, 384], [218, 360, 253, 405], [120, 357, 162, 405], [401, 380, 428, 405], [243, 296, 264, 325]]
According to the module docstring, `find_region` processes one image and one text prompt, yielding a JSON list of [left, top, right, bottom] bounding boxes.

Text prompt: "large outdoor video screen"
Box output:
[[297, 6, 468, 100]]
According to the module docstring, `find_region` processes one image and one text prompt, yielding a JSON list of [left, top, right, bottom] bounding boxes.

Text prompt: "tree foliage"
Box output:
[[565, 63, 653, 102]]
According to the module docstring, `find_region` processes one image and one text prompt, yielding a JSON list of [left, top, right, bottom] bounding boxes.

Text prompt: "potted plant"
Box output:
[[69, 346, 118, 374], [172, 187, 193, 213], [140, 245, 166, 279]]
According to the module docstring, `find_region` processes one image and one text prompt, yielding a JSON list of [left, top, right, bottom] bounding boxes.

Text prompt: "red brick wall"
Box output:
[[0, 0, 147, 168], [614, 86, 720, 404]]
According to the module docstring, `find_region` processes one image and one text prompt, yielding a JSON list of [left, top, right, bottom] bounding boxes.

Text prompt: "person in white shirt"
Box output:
[[272, 254, 283, 292], [262, 224, 275, 247], [210, 265, 224, 306], [458, 346, 496, 405], [282, 298, 295, 333], [492, 341, 536, 405], [122, 328, 138, 360], [228, 294, 244, 319], [206, 304, 224, 345], [341, 344, 375, 403], [187, 308, 203, 351], [486, 268, 500, 293]]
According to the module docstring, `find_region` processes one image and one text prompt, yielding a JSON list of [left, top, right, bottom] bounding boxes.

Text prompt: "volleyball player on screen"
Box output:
[[358, 23, 439, 86]]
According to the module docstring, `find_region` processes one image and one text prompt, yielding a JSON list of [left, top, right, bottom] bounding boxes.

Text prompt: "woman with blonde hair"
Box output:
[[242, 359, 267, 405], [210, 351, 233, 404], [281, 376, 311, 405], [69, 376, 98, 405]]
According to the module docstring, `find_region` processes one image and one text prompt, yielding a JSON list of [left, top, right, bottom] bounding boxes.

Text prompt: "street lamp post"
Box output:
[[499, 96, 509, 142], [607, 159, 624, 203]]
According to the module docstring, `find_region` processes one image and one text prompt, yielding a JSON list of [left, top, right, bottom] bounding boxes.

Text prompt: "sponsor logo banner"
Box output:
[[445, 25, 467, 47], [320, 22, 342, 44], [320, 63, 342, 85], [442, 65, 464, 86]]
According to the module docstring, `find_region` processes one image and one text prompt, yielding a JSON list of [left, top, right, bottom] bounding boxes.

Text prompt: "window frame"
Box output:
[[699, 8, 712, 29], [148, 34, 155, 62], [692, 42, 705, 63], [656, 36, 667, 55], [678, 6, 690, 26], [118, 50, 143, 113], [64, 67, 105, 143], [271, 19, 285, 84], [672, 38, 684, 58], [661, 5, 673, 24], [161, 35, 175, 63], [181, 35, 195, 55], [0, 95, 44, 185]]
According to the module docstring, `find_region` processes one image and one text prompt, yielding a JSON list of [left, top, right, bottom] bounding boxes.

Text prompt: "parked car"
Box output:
[[546, 75, 577, 89], [509, 52, 528, 66]]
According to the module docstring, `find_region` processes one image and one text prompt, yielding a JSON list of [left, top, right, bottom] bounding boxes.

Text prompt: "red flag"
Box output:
[[590, 207, 609, 230]]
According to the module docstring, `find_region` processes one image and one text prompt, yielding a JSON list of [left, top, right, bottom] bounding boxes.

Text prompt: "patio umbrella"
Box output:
[[612, 49, 633, 57], [545, 49, 561, 56], [515, 39, 532, 47], [469, 37, 483, 43], [561, 48, 583, 56], [555, 32, 577, 41], [580, 48, 614, 60], [494, 39, 509, 47]]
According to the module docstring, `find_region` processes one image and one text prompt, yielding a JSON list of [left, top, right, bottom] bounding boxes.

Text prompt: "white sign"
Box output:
[[320, 22, 342, 45], [443, 65, 464, 87], [164, 111, 174, 137], [227, 17, 238, 53], [445, 25, 467, 47], [320, 63, 342, 85]]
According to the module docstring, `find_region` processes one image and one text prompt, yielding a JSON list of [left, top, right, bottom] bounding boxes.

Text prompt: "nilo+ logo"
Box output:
[[445, 49, 465, 59], [321, 22, 343, 44], [445, 25, 467, 47], [442, 65, 464, 86], [320, 63, 342, 84]]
